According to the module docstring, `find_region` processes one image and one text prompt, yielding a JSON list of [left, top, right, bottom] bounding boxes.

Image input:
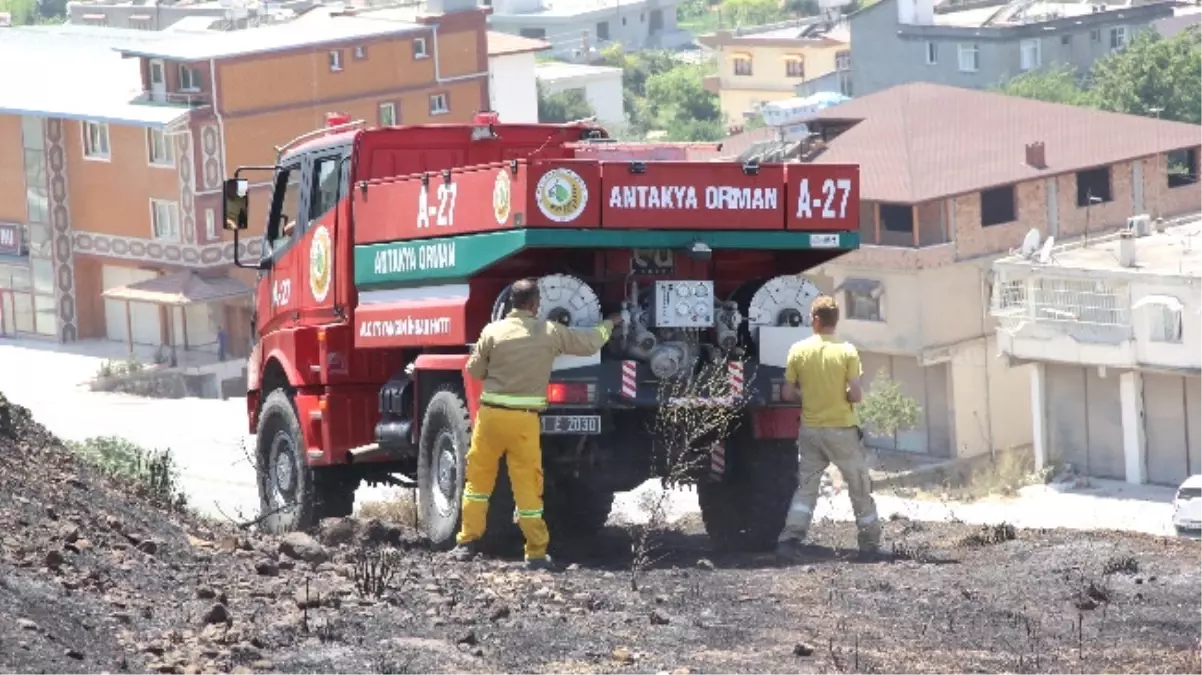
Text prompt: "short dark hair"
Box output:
[[510, 278, 540, 311], [811, 295, 839, 328]]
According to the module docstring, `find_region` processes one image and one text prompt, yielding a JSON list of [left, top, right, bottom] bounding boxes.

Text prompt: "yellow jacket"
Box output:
[[467, 309, 614, 411]]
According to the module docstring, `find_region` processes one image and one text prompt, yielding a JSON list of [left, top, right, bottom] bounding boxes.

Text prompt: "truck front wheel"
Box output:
[[698, 439, 798, 552], [417, 389, 519, 552], [256, 389, 355, 534]]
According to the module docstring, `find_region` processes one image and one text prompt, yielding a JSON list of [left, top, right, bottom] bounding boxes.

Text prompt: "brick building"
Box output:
[[796, 83, 1201, 458], [0, 6, 489, 352]]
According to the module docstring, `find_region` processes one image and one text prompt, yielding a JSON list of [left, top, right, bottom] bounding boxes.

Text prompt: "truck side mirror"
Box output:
[[222, 178, 250, 232]]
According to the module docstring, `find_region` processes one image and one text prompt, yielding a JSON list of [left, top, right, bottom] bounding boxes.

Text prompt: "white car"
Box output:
[[1171, 474, 1202, 535]]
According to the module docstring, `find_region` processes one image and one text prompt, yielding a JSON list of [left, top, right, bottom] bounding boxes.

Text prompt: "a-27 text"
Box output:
[[272, 278, 292, 307], [795, 178, 853, 220], [417, 182, 459, 229]]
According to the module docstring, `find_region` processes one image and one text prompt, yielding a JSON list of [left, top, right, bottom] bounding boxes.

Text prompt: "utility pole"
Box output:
[[1148, 106, 1164, 222]]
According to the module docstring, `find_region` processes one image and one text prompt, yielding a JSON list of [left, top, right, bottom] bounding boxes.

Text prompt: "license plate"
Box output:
[[541, 415, 601, 435]]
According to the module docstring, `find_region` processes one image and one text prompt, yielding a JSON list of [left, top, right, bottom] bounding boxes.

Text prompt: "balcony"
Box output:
[[137, 90, 212, 109]]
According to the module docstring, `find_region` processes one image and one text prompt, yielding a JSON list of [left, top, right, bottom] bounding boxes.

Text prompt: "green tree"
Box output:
[[537, 86, 595, 123], [723, 0, 783, 25], [1090, 26, 1201, 124], [856, 369, 922, 439], [640, 64, 727, 141], [998, 27, 1201, 125], [0, 0, 38, 24], [996, 63, 1093, 106]]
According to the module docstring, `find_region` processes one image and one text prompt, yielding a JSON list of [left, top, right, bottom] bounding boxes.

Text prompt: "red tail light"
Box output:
[[547, 382, 593, 404]]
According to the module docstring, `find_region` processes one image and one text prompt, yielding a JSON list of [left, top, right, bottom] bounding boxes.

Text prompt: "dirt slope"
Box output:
[[1, 392, 1199, 674]]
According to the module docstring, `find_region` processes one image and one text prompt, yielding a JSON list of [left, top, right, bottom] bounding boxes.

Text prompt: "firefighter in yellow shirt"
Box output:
[[450, 278, 622, 570], [777, 295, 883, 558]]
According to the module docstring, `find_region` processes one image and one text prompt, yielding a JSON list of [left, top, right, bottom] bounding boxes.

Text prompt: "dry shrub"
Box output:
[[357, 489, 419, 528]]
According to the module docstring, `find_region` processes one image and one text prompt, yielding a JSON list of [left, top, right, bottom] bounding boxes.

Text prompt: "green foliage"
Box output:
[[856, 369, 921, 438], [68, 436, 188, 510], [595, 45, 727, 141], [537, 86, 595, 123], [998, 27, 1202, 125], [995, 63, 1093, 106], [724, 0, 783, 25], [0, 0, 64, 23]]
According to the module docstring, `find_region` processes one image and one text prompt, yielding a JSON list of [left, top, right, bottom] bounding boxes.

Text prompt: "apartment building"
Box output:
[[992, 219, 1202, 487], [488, 31, 552, 123], [799, 83, 1200, 459], [699, 18, 850, 125], [487, 0, 692, 60], [0, 4, 488, 350], [849, 0, 1176, 97], [67, 0, 315, 31]]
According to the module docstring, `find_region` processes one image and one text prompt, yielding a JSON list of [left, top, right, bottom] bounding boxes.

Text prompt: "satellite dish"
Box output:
[[1038, 235, 1055, 264], [1020, 228, 1041, 258]]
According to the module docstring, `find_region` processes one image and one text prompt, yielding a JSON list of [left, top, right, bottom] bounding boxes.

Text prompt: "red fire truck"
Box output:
[[223, 112, 861, 552]]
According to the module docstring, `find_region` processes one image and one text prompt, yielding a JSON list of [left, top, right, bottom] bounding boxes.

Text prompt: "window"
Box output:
[[1167, 148, 1198, 188], [785, 56, 804, 78], [1109, 26, 1127, 50], [980, 185, 1016, 226], [1076, 167, 1112, 206], [925, 41, 937, 65], [957, 43, 979, 72], [429, 93, 449, 116], [31, 258, 53, 295], [354, 46, 368, 60], [179, 65, 201, 91], [733, 55, 753, 76], [378, 102, 397, 126], [82, 122, 110, 160], [205, 209, 216, 240], [328, 50, 343, 72], [835, 50, 851, 71], [413, 37, 428, 59], [269, 164, 302, 250], [879, 203, 913, 234], [1019, 38, 1041, 70], [596, 21, 610, 41], [838, 71, 853, 96], [147, 128, 174, 167], [1060, 34, 1072, 46], [150, 199, 180, 242], [1149, 305, 1183, 343], [837, 279, 884, 322], [308, 156, 345, 226], [1090, 28, 1101, 42]]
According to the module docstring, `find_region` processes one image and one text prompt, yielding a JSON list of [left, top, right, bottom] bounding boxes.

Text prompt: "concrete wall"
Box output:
[[490, 52, 540, 123]]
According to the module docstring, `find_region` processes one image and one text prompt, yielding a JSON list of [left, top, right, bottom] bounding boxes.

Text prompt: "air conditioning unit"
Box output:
[[1126, 214, 1152, 237]]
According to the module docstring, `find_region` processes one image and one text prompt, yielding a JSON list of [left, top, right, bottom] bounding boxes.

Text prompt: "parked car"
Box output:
[[1171, 474, 1202, 535]]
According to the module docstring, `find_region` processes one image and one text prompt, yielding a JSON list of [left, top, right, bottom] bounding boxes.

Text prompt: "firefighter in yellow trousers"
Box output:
[[450, 278, 622, 570]]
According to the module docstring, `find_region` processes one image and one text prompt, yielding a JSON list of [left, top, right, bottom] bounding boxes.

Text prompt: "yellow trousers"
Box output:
[[456, 405, 549, 560]]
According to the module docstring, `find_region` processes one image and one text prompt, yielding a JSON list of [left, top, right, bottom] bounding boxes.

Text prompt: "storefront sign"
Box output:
[[0, 224, 21, 256]]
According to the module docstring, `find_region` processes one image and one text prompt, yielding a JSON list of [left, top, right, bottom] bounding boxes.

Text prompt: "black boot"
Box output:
[[525, 554, 558, 572], [449, 542, 478, 562]]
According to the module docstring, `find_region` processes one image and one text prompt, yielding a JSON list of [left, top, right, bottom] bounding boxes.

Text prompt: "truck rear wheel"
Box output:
[[256, 389, 355, 534], [417, 389, 519, 552], [698, 439, 798, 552]]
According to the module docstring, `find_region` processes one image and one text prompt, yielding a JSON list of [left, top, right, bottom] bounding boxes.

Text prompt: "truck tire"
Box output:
[[256, 389, 355, 534], [417, 389, 519, 552], [698, 439, 798, 552]]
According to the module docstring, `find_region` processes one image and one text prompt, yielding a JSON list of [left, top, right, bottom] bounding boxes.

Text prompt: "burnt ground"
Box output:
[[1, 392, 1200, 675]]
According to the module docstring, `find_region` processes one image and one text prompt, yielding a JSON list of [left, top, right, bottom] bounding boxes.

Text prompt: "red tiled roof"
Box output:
[[101, 271, 251, 307], [807, 82, 1202, 203], [487, 31, 552, 57]]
